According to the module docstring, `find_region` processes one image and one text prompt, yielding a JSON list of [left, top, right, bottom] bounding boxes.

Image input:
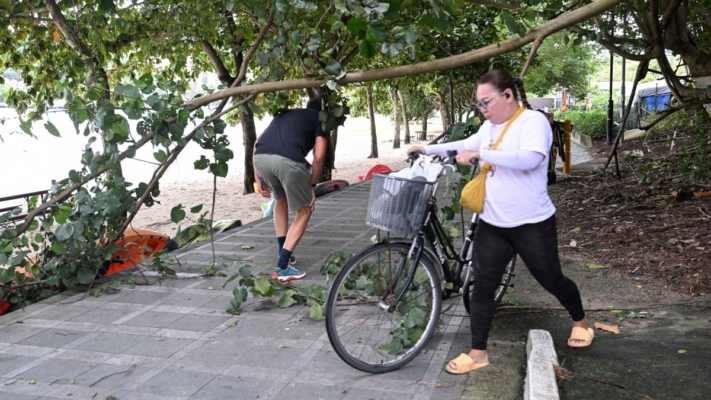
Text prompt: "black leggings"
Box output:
[[469, 214, 585, 350]]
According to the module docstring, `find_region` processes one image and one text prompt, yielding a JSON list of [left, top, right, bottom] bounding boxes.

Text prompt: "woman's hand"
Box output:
[[455, 150, 481, 166], [406, 146, 427, 158]]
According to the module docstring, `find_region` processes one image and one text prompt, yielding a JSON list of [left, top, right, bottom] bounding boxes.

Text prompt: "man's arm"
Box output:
[[311, 136, 328, 186]]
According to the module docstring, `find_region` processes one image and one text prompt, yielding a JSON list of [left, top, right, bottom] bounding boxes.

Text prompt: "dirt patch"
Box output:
[[550, 138, 711, 297]]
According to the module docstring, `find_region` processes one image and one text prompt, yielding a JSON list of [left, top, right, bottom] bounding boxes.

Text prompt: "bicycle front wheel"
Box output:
[[325, 242, 442, 373]]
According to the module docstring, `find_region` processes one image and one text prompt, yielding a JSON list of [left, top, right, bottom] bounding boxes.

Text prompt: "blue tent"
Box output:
[[634, 81, 672, 113]]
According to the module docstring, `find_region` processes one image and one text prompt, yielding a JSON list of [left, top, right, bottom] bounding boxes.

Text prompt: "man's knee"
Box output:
[[295, 205, 312, 218]]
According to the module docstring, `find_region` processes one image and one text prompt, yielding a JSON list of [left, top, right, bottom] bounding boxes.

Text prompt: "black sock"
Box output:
[[277, 236, 286, 254], [277, 248, 293, 270]]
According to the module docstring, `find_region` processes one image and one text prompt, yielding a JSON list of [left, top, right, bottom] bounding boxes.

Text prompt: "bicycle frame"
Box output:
[[380, 181, 480, 310]]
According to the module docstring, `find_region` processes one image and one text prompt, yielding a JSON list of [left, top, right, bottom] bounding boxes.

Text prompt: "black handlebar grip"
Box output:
[[470, 158, 479, 165], [446, 150, 458, 157]]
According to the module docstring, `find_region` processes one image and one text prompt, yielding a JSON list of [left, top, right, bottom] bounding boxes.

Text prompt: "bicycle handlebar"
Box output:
[[406, 150, 478, 167]]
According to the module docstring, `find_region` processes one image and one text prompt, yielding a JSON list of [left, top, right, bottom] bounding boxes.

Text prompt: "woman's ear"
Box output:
[[504, 92, 511, 99]]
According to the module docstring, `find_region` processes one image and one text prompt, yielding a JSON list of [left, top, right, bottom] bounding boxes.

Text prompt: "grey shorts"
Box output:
[[254, 154, 312, 212]]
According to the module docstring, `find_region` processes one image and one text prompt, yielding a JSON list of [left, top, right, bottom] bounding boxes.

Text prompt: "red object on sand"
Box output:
[[358, 164, 392, 181], [105, 228, 170, 276], [0, 300, 10, 316]]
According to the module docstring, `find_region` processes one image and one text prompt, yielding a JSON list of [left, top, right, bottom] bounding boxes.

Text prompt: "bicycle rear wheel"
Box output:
[[463, 254, 517, 315], [325, 242, 442, 373]]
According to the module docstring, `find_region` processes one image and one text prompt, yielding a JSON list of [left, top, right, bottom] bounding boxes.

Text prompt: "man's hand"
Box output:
[[310, 188, 316, 212], [255, 175, 271, 199]]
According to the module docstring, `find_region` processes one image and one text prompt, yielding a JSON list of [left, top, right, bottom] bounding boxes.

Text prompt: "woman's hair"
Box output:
[[478, 70, 531, 110]]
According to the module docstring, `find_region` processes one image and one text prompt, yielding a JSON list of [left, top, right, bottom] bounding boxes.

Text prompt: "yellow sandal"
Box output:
[[445, 353, 490, 374], [568, 327, 594, 348]]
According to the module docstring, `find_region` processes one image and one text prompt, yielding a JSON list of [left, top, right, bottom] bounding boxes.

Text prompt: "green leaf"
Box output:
[[44, 121, 61, 137], [586, 263, 608, 269], [324, 60, 342, 77], [404, 27, 418, 45], [51, 243, 66, 255], [500, 10, 525, 37], [569, 227, 581, 232], [381, 0, 401, 19], [366, 20, 387, 42], [346, 17, 367, 34], [238, 265, 252, 278], [678, 349, 687, 354], [358, 39, 377, 59], [55, 224, 75, 242], [241, 245, 254, 250], [77, 267, 95, 284], [309, 303, 323, 320], [190, 204, 203, 213], [254, 278, 272, 295], [278, 290, 298, 308], [420, 14, 449, 31], [154, 149, 166, 162], [210, 162, 228, 178], [114, 84, 141, 98], [170, 205, 186, 223], [331, 21, 344, 31], [20, 120, 32, 136]]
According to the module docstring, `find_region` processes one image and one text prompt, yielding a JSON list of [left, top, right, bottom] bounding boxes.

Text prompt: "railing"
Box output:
[[0, 189, 50, 222]]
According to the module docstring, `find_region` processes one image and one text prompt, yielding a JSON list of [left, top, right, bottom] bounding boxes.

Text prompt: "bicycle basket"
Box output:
[[366, 174, 435, 235]]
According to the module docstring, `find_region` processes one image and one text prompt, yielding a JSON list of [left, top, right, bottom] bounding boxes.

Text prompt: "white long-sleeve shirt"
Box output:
[[425, 110, 556, 228]]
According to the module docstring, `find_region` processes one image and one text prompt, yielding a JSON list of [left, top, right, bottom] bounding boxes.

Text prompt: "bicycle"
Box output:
[[325, 151, 518, 373]]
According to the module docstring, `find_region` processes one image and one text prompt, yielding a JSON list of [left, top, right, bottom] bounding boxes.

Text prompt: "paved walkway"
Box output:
[[0, 181, 477, 400]]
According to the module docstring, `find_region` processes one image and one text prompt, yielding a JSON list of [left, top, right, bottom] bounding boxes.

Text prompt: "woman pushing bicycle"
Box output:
[[407, 69, 593, 375]]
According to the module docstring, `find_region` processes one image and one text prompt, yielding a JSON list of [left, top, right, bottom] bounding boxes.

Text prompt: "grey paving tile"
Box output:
[[73, 362, 148, 389], [28, 305, 96, 322], [0, 391, 39, 400], [123, 336, 194, 358], [0, 344, 57, 358], [74, 332, 142, 354], [122, 311, 185, 328], [275, 381, 347, 400], [0, 354, 38, 377], [0, 324, 43, 344], [17, 328, 90, 349], [106, 390, 189, 400], [77, 289, 130, 303], [114, 290, 174, 305], [70, 307, 139, 324], [139, 368, 217, 397], [16, 359, 96, 384], [342, 387, 415, 400], [166, 314, 231, 332], [191, 374, 271, 399], [44, 383, 113, 399], [158, 293, 221, 308]]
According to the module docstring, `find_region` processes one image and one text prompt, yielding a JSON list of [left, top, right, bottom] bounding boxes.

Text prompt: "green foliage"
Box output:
[[319, 251, 352, 276], [555, 109, 608, 139], [525, 33, 600, 99]]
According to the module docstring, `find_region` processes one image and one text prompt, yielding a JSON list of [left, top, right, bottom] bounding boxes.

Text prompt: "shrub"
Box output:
[[555, 109, 607, 139]]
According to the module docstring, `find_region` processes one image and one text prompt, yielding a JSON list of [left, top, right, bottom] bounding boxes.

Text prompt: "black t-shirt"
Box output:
[[254, 108, 327, 163]]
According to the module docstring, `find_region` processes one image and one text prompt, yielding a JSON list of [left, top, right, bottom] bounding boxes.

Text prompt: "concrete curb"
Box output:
[[524, 329, 560, 400]]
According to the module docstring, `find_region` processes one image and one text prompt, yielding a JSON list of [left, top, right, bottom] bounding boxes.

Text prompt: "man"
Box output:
[[253, 99, 327, 281]]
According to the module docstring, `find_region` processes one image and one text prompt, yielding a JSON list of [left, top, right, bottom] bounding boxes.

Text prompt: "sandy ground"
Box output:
[[131, 116, 441, 237]]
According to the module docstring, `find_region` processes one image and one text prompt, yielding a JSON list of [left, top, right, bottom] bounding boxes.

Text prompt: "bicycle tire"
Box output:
[[462, 254, 517, 315], [325, 242, 442, 373]]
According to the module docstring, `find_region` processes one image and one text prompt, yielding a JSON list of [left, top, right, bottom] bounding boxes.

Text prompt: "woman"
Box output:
[[407, 70, 593, 374]]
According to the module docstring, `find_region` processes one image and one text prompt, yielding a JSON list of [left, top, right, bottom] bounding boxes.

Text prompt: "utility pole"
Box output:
[[606, 50, 614, 146]]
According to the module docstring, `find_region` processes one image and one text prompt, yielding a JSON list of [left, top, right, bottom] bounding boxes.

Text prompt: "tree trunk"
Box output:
[[390, 89, 401, 149], [421, 118, 427, 136], [367, 85, 378, 159], [398, 89, 410, 145], [436, 91, 451, 133], [319, 127, 337, 182], [330, 128, 338, 168], [240, 104, 257, 194]]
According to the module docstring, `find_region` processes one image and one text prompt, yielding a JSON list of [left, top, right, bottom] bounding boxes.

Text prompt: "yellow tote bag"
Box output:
[[460, 108, 525, 213]]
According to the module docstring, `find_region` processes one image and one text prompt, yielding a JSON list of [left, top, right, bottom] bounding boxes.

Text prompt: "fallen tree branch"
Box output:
[[185, 0, 624, 108]]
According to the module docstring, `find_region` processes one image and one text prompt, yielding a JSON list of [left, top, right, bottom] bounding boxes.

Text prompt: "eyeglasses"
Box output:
[[475, 92, 505, 110]]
